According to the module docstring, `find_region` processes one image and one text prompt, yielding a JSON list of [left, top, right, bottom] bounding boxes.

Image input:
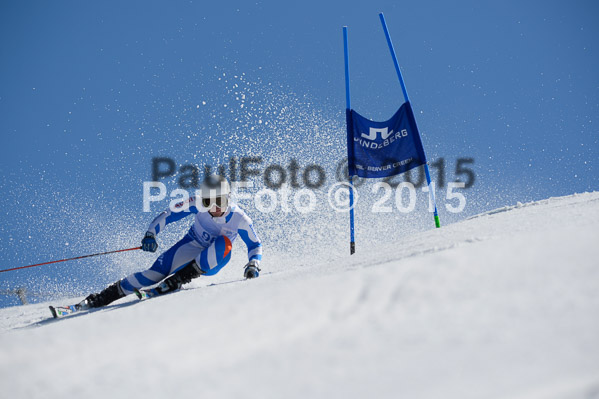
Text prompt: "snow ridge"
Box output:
[[1, 192, 598, 399]]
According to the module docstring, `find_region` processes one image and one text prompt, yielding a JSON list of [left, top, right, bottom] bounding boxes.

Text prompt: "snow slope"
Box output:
[[1, 192, 598, 399]]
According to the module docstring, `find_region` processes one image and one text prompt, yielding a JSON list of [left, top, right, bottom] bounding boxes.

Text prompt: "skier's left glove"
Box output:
[[141, 232, 158, 252], [244, 260, 261, 279]]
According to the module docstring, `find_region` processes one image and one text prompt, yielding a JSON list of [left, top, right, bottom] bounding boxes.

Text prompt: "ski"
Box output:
[[134, 279, 185, 300], [49, 301, 89, 318], [51, 272, 275, 316], [133, 271, 275, 302], [134, 287, 162, 300]]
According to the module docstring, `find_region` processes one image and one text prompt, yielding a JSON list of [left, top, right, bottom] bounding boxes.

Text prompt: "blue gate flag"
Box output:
[[347, 101, 427, 178]]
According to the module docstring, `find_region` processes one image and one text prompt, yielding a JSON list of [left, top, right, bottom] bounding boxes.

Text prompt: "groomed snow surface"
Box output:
[[1, 192, 599, 399]]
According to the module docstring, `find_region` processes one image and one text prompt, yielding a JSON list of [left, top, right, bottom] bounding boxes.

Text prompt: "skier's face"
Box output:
[[208, 205, 225, 217]]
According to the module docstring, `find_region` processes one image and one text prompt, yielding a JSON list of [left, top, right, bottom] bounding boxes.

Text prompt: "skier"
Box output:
[[84, 175, 262, 308]]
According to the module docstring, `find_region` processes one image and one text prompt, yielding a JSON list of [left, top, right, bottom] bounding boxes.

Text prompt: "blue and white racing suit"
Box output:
[[119, 197, 262, 295]]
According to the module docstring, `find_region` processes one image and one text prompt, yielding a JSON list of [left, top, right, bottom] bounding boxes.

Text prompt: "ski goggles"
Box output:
[[201, 196, 228, 209]]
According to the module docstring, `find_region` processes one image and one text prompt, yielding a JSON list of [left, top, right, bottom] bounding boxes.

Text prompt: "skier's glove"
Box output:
[[244, 260, 261, 279], [141, 232, 158, 252]]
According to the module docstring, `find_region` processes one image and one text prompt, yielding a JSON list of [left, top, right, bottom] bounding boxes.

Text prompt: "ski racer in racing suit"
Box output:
[[84, 175, 262, 308]]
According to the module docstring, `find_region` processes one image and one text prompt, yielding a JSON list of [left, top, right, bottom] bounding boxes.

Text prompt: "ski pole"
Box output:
[[0, 246, 142, 273]]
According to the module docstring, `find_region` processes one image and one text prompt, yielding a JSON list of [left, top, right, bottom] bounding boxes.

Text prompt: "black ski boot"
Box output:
[[85, 281, 126, 308], [155, 260, 204, 294]]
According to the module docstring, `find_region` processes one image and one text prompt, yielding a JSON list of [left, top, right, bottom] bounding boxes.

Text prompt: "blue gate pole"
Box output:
[[343, 26, 356, 254], [379, 13, 440, 228]]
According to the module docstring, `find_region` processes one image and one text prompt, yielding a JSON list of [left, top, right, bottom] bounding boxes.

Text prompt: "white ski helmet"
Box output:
[[199, 174, 231, 210]]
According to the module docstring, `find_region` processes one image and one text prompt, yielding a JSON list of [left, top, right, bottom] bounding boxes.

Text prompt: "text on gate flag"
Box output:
[[346, 101, 427, 178]]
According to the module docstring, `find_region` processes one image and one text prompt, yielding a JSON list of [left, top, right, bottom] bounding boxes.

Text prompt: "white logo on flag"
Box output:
[[361, 127, 394, 141]]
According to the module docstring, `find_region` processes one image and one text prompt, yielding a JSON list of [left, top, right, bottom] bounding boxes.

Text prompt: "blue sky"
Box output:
[[1, 0, 598, 307]]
